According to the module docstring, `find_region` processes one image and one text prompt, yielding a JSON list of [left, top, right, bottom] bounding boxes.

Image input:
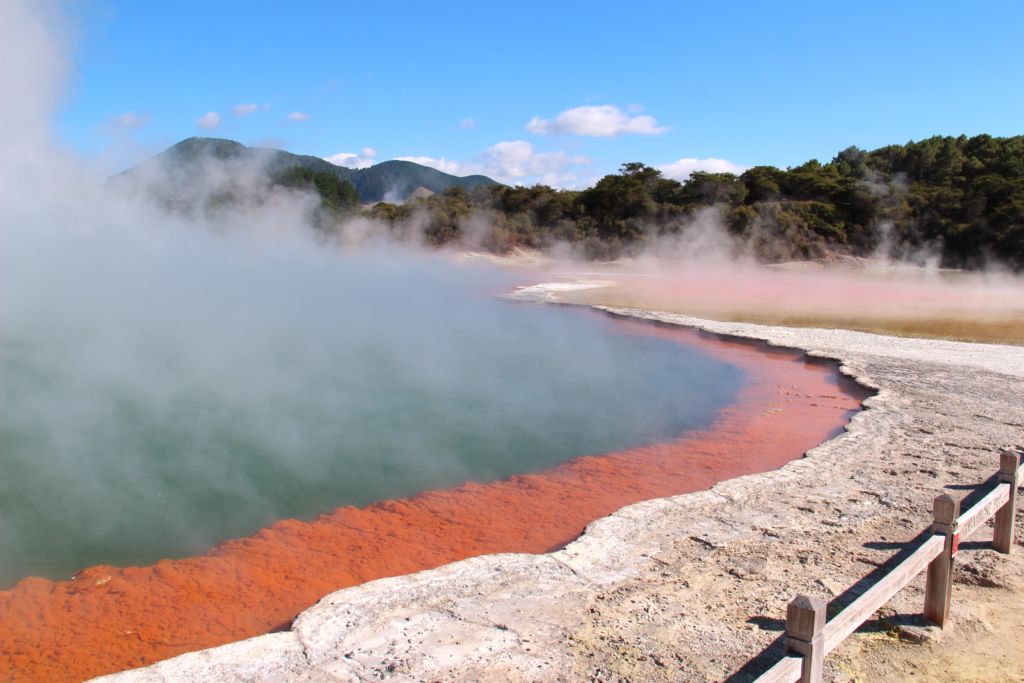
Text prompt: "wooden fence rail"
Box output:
[[754, 447, 1023, 683]]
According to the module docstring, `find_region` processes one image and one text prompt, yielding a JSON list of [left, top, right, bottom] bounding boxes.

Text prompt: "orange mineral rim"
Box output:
[[0, 313, 868, 682]]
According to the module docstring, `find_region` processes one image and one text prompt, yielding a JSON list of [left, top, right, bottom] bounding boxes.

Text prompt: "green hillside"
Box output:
[[122, 137, 498, 203], [388, 134, 1023, 269], [120, 135, 1024, 270]]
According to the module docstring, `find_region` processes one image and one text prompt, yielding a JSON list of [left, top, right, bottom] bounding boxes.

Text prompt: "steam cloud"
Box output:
[[4, 0, 1021, 589], [0, 1, 744, 584]]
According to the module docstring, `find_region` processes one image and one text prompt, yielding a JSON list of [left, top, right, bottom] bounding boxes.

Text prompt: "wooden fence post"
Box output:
[[994, 449, 1021, 553], [785, 594, 826, 683], [924, 493, 959, 627]]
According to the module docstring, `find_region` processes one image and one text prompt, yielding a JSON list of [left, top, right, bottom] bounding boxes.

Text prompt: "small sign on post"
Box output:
[[994, 449, 1021, 553], [785, 594, 826, 683], [924, 493, 960, 627]]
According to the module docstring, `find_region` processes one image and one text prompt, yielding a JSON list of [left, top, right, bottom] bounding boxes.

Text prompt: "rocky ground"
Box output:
[[97, 298, 1024, 683]]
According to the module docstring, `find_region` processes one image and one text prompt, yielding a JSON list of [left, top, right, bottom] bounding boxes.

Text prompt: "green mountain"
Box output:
[[118, 135, 1023, 270], [122, 137, 499, 203]]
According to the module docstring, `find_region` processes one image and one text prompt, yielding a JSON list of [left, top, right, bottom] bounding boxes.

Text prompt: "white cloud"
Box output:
[[196, 111, 220, 130], [483, 141, 578, 181], [397, 140, 589, 187], [459, 117, 476, 129], [325, 147, 377, 169], [286, 111, 310, 122], [394, 155, 464, 176], [233, 103, 269, 116], [657, 157, 747, 180], [526, 105, 667, 137], [111, 111, 150, 129]]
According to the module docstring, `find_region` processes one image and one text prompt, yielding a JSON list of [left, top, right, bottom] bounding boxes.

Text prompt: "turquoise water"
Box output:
[[0, 253, 744, 585]]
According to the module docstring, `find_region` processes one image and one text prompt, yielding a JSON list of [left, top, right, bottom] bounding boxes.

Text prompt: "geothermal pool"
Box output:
[[0, 249, 867, 681], [0, 300, 742, 585]]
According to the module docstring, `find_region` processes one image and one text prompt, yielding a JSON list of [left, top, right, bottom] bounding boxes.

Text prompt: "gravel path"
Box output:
[[96, 299, 1024, 683]]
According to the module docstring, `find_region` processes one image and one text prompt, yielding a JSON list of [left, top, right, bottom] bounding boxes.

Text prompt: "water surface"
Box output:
[[0, 253, 744, 584]]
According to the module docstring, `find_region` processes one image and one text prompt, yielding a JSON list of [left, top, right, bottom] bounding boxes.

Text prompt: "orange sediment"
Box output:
[[0, 316, 868, 681]]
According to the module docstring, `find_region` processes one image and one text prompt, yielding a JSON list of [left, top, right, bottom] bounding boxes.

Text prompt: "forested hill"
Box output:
[[122, 135, 1023, 270], [121, 137, 499, 203], [385, 134, 1020, 269]]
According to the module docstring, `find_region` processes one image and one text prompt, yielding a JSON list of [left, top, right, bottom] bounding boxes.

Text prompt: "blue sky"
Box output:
[[57, 0, 1024, 186]]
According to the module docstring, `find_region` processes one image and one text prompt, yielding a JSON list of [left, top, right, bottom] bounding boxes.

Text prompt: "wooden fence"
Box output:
[[754, 447, 1023, 683]]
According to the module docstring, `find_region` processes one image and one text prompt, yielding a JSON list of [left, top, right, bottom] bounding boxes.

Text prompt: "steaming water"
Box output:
[[0, 243, 744, 586]]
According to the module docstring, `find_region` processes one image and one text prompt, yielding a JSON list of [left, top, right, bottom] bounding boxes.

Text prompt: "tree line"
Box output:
[[281, 134, 1024, 269]]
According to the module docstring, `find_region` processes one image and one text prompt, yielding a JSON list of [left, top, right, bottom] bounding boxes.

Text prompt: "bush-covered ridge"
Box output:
[[127, 137, 499, 203], [129, 135, 1024, 269], [369, 134, 1022, 269]]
